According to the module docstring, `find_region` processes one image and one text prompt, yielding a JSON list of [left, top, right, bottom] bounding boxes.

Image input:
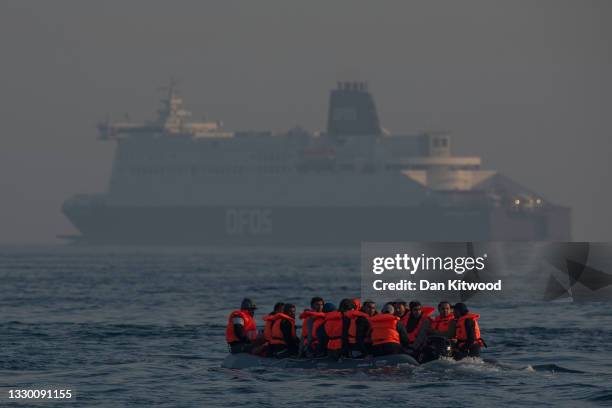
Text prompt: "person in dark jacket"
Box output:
[[393, 299, 409, 326], [313, 303, 336, 357], [269, 303, 300, 357], [299, 297, 325, 357], [352, 300, 376, 356], [405, 300, 433, 352]]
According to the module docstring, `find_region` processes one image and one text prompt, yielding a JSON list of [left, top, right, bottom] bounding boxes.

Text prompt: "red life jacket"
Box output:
[[299, 310, 325, 343], [324, 311, 345, 351], [455, 313, 484, 346], [430, 313, 455, 336], [345, 310, 370, 345], [226, 310, 257, 343], [269, 313, 296, 346], [406, 306, 435, 343], [369, 313, 400, 345], [262, 313, 276, 342], [399, 311, 410, 328]]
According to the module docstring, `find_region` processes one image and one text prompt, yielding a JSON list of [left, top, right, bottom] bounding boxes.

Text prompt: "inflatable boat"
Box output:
[[221, 353, 419, 370]]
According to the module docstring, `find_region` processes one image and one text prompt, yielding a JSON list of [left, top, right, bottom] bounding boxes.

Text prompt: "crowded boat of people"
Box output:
[[225, 297, 486, 364]]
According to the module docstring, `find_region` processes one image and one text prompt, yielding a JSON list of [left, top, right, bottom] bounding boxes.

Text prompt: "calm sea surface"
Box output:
[[1, 246, 611, 407]]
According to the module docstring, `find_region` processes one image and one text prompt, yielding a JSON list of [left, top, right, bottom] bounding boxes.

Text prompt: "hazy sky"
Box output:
[[1, 1, 611, 243]]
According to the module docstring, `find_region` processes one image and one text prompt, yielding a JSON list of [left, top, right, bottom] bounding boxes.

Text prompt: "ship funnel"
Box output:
[[326, 81, 382, 136]]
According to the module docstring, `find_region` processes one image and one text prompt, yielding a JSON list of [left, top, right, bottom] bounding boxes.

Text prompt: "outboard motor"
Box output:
[[419, 336, 454, 363]]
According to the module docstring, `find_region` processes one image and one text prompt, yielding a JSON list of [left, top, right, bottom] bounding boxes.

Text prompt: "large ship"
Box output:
[[62, 82, 571, 244]]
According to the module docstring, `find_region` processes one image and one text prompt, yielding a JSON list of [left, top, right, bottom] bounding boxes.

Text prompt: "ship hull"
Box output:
[[62, 204, 571, 245]]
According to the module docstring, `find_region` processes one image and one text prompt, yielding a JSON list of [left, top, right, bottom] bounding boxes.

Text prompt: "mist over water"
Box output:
[[1, 2, 612, 243], [1, 246, 611, 407]]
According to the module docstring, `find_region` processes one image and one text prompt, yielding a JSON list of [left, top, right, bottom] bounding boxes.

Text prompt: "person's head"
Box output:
[[310, 297, 324, 312], [393, 299, 407, 317], [339, 298, 355, 312], [409, 300, 422, 318], [240, 298, 257, 316], [438, 301, 451, 318], [361, 300, 377, 317], [381, 303, 395, 315], [352, 298, 361, 311], [453, 302, 468, 318], [283, 303, 296, 318], [323, 302, 337, 313], [272, 302, 285, 314]]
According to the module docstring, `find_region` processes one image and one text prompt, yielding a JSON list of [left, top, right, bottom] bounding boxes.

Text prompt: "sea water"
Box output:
[[1, 246, 611, 407]]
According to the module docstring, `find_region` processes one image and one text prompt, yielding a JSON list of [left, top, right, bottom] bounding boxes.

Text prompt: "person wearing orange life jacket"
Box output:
[[298, 297, 325, 357], [300, 296, 325, 354], [393, 299, 409, 327], [453, 302, 485, 360], [404, 300, 435, 352], [317, 298, 354, 359], [369, 304, 411, 356], [428, 301, 456, 339], [346, 299, 376, 357], [262, 302, 285, 343], [269, 303, 300, 357], [226, 298, 259, 354], [255, 302, 285, 357], [308, 302, 336, 357]]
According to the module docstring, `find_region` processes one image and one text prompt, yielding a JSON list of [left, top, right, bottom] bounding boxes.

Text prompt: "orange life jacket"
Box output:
[[226, 310, 257, 343], [405, 306, 435, 343], [299, 310, 326, 343], [455, 313, 484, 346], [269, 313, 296, 346], [262, 313, 276, 342], [369, 313, 400, 345], [345, 310, 370, 345], [323, 311, 345, 351], [430, 313, 455, 335]]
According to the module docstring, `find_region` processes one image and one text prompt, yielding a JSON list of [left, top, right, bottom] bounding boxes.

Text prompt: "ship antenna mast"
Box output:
[[156, 78, 191, 133]]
